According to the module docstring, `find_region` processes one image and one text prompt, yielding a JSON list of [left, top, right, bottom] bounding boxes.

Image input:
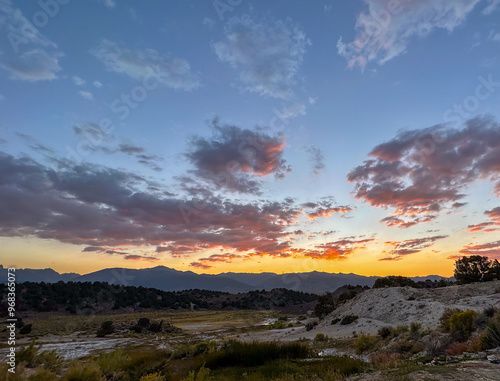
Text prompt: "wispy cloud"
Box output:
[[465, 207, 500, 233], [72, 76, 85, 86], [0, 1, 62, 81], [460, 240, 500, 258], [213, 14, 310, 99], [72, 124, 163, 171], [383, 235, 448, 260], [91, 39, 200, 91], [483, 0, 500, 14], [79, 91, 94, 101], [305, 145, 325, 175], [337, 0, 481, 71], [304, 237, 375, 260]]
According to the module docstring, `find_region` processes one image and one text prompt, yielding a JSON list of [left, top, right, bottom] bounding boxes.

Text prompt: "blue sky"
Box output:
[[0, 0, 500, 276]]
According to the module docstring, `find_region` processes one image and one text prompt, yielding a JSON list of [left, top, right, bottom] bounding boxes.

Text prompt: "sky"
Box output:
[[0, 0, 500, 277]]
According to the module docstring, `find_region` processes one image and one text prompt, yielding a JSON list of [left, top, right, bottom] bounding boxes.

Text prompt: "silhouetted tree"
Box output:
[[454, 255, 500, 284]]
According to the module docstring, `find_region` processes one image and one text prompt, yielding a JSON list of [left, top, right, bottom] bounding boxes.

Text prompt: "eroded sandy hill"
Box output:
[[253, 281, 500, 342], [311, 280, 500, 338]]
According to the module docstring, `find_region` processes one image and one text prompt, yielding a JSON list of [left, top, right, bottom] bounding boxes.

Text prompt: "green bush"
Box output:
[[441, 309, 477, 341], [354, 334, 378, 354], [410, 322, 422, 337], [205, 341, 311, 369], [96, 321, 114, 337], [171, 344, 194, 359], [140, 372, 166, 381], [96, 349, 127, 377], [340, 315, 358, 325], [314, 333, 328, 342], [193, 340, 216, 356], [181, 364, 210, 381], [15, 342, 61, 371], [480, 314, 500, 350], [17, 342, 41, 367], [62, 361, 104, 381], [27, 368, 57, 381], [305, 320, 318, 331], [378, 327, 392, 339], [38, 349, 61, 372]]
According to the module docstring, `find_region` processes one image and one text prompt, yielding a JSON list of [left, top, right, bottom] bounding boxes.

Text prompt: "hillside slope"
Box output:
[[272, 281, 500, 341], [312, 281, 500, 338]]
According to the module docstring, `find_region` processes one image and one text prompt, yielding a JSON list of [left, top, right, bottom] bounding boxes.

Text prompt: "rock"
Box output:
[[487, 354, 500, 364]]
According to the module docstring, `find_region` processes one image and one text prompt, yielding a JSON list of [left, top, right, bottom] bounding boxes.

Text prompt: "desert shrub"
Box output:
[[410, 322, 421, 336], [314, 333, 328, 342], [423, 332, 454, 357], [354, 334, 377, 354], [391, 325, 409, 337], [181, 364, 210, 381], [0, 364, 26, 381], [96, 349, 128, 377], [483, 306, 497, 318], [171, 344, 194, 360], [20, 323, 33, 335], [96, 320, 114, 337], [17, 341, 40, 367], [16, 342, 61, 371], [27, 367, 57, 381], [205, 341, 310, 369], [340, 315, 358, 325], [440, 308, 462, 331], [140, 372, 166, 381], [62, 361, 104, 381], [392, 339, 414, 354], [378, 326, 392, 339], [138, 318, 151, 327], [371, 352, 403, 369], [119, 348, 169, 380], [467, 335, 482, 352], [130, 324, 143, 333], [38, 349, 62, 372], [193, 340, 216, 356], [445, 341, 468, 356], [269, 320, 288, 329], [441, 310, 477, 341], [331, 318, 340, 325], [305, 320, 318, 331], [480, 314, 500, 350]]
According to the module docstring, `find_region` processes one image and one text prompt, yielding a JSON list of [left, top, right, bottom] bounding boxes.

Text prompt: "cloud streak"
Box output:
[[213, 14, 309, 99], [383, 235, 448, 260], [91, 39, 200, 90], [337, 0, 481, 71], [0, 1, 62, 81]]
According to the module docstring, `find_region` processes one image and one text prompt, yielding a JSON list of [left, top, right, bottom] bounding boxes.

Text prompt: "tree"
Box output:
[[454, 255, 498, 284]]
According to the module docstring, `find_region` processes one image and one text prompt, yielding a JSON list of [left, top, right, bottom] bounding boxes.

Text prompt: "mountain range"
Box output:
[[0, 265, 451, 293]]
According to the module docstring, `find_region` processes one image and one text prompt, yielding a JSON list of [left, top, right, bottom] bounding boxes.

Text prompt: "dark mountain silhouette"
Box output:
[[0, 264, 452, 293], [0, 265, 79, 283]]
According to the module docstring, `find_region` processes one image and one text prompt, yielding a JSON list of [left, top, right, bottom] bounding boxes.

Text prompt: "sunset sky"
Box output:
[[1, 0, 499, 277]]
